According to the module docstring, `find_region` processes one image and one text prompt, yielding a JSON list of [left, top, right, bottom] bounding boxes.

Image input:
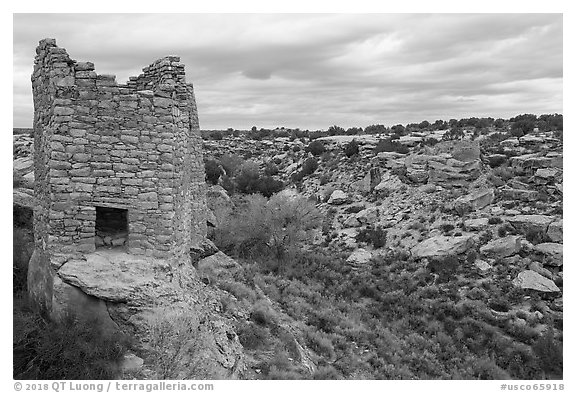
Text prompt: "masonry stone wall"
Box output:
[[31, 38, 206, 262]]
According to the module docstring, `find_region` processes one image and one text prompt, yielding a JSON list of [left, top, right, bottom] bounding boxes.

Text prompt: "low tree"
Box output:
[[236, 161, 261, 194], [391, 124, 407, 136], [327, 125, 345, 136], [344, 139, 360, 157], [306, 140, 326, 156], [219, 154, 244, 177], [511, 119, 535, 136], [346, 127, 362, 135], [418, 120, 430, 129], [301, 157, 319, 176], [442, 128, 465, 141], [365, 124, 388, 134], [494, 118, 506, 129], [204, 159, 223, 185], [374, 138, 409, 154], [264, 161, 279, 176], [256, 176, 284, 198]]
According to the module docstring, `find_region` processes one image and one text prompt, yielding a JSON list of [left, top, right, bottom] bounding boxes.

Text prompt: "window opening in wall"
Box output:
[[95, 206, 128, 248]]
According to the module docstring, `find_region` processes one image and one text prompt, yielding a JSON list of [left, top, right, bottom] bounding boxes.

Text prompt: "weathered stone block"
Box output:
[[69, 129, 87, 138], [55, 76, 75, 87]]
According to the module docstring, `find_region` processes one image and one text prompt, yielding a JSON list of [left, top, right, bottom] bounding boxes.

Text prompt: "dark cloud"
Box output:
[[13, 13, 562, 129]]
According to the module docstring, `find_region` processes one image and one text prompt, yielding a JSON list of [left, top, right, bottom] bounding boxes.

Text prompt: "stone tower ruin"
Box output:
[[29, 38, 207, 314]]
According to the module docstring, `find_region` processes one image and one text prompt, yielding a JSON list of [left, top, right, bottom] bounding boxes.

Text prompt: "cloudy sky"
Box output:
[[13, 13, 562, 130]]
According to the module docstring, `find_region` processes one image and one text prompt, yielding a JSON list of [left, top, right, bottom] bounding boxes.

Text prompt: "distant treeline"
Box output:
[[13, 128, 33, 135], [15, 112, 562, 140], [202, 113, 563, 141]]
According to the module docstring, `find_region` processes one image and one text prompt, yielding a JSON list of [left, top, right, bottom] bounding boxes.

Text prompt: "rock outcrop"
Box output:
[[454, 188, 495, 215], [513, 270, 560, 292], [480, 235, 522, 258], [411, 234, 476, 259]]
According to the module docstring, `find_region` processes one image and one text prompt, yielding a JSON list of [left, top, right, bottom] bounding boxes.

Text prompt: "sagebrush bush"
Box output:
[[219, 154, 244, 177], [213, 194, 322, 268], [440, 223, 455, 234], [256, 176, 284, 197], [344, 140, 359, 157], [264, 161, 279, 176], [427, 255, 459, 281], [532, 329, 563, 376], [250, 303, 277, 327], [306, 140, 326, 156], [313, 365, 340, 379], [374, 138, 409, 154], [488, 217, 503, 225], [204, 159, 223, 185], [147, 308, 202, 379], [301, 157, 319, 176], [13, 299, 131, 380], [356, 226, 387, 248], [319, 174, 330, 185], [305, 330, 335, 359], [236, 322, 270, 350], [235, 160, 261, 194], [14, 205, 34, 229]]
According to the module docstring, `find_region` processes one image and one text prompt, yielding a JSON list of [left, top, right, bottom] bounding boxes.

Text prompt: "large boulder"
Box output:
[[480, 235, 522, 258], [13, 189, 35, 209], [534, 243, 563, 266], [534, 168, 561, 182], [190, 238, 219, 262], [58, 251, 181, 303], [13, 156, 34, 175], [411, 234, 476, 259], [464, 218, 489, 231], [374, 172, 403, 192], [500, 187, 539, 201], [55, 249, 245, 378], [507, 215, 555, 234], [197, 251, 243, 281], [510, 154, 553, 175], [428, 159, 481, 187], [404, 154, 442, 184], [353, 168, 381, 193], [346, 248, 373, 267], [355, 207, 379, 225], [547, 220, 563, 243], [206, 185, 233, 228], [528, 261, 554, 280], [342, 216, 361, 228], [454, 188, 494, 215], [512, 270, 560, 292], [451, 141, 481, 162], [328, 190, 348, 205]]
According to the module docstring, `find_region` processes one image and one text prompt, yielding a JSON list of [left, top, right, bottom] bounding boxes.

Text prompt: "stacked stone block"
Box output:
[[31, 38, 206, 263]]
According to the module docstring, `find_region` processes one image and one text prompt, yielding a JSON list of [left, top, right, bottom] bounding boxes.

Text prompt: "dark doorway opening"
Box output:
[[95, 206, 128, 248]]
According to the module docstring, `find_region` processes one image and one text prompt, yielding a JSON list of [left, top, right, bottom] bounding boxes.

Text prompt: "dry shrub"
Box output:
[[146, 308, 202, 379], [13, 299, 130, 380]]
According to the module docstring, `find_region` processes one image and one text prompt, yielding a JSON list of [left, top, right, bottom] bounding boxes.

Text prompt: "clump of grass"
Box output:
[[146, 308, 206, 379], [236, 322, 270, 350], [13, 300, 131, 380], [356, 225, 387, 248], [532, 329, 563, 377]]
